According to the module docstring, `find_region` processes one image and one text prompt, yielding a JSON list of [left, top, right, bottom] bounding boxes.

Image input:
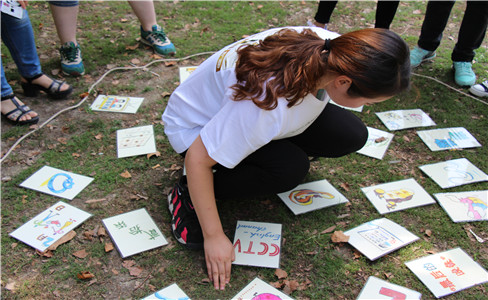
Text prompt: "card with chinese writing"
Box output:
[[116, 125, 156, 158], [357, 127, 394, 160], [142, 283, 190, 300], [102, 208, 168, 258], [277, 179, 349, 215], [232, 277, 294, 300], [405, 247, 488, 298], [90, 95, 144, 114], [376, 109, 436, 131], [1, 0, 23, 19], [19, 166, 94, 200], [344, 218, 419, 261], [232, 221, 282, 268], [330, 99, 363, 112], [417, 127, 481, 151], [9, 201, 92, 252], [357, 276, 421, 300], [361, 178, 436, 214], [433, 191, 487, 222], [179, 66, 198, 83], [419, 158, 488, 189]]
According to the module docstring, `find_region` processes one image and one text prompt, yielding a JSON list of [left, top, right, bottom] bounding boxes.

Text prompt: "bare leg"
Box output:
[[49, 4, 78, 44], [128, 0, 157, 31]]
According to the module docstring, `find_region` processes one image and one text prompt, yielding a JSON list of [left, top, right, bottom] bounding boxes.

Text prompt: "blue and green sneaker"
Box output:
[[59, 42, 85, 76], [140, 24, 176, 56]]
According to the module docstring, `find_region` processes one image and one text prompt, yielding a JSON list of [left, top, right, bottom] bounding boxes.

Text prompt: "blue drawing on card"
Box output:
[[374, 188, 414, 211], [99, 96, 128, 111], [434, 130, 470, 149], [444, 162, 479, 185], [288, 189, 334, 205], [358, 221, 403, 251], [40, 173, 74, 193], [444, 194, 487, 220], [154, 293, 189, 300], [33, 210, 60, 228]]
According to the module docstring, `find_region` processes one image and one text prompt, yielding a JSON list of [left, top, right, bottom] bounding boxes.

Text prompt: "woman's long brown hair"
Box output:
[[231, 28, 410, 110]]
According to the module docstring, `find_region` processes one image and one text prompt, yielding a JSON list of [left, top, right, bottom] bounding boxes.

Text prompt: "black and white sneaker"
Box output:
[[167, 177, 204, 249]]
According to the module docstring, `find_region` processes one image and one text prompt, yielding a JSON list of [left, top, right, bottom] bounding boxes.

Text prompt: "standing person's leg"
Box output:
[[49, 1, 84, 76], [374, 0, 400, 29], [311, 0, 338, 29], [128, 0, 176, 56], [451, 1, 488, 86]]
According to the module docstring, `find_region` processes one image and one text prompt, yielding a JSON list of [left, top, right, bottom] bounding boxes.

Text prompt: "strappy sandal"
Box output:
[[21, 73, 73, 100], [1, 94, 39, 126]]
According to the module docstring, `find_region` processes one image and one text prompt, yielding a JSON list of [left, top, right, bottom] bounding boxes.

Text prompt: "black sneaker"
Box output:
[[167, 177, 204, 249]]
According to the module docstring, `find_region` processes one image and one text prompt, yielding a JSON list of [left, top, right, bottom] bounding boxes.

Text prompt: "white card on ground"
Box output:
[[1, 0, 23, 19], [179, 66, 198, 83], [376, 109, 436, 131], [277, 179, 349, 215], [102, 208, 167, 258], [344, 218, 419, 261], [330, 99, 363, 112], [361, 178, 436, 214], [142, 283, 190, 300], [356, 276, 421, 300], [417, 127, 481, 151], [9, 201, 92, 252], [19, 166, 93, 200], [233, 221, 282, 268], [357, 127, 394, 160], [419, 158, 488, 189], [90, 95, 144, 114], [116, 125, 156, 158], [433, 191, 487, 222], [232, 277, 294, 300], [405, 247, 488, 298]]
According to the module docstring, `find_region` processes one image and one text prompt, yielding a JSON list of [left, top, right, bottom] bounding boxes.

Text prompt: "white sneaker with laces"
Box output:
[[469, 80, 488, 97]]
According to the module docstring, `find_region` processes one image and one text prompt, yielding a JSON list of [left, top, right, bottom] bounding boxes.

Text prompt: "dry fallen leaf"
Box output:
[[5, 281, 16, 291], [321, 226, 336, 234], [122, 260, 136, 269], [129, 266, 143, 277], [147, 151, 161, 159], [85, 198, 107, 204], [331, 231, 350, 243], [339, 182, 350, 192], [275, 268, 288, 279], [97, 226, 106, 237], [151, 164, 161, 169], [72, 153, 81, 158], [120, 170, 132, 178], [425, 229, 432, 237], [131, 58, 141, 65], [57, 137, 67, 144], [79, 92, 89, 99], [126, 44, 139, 51], [270, 281, 283, 288], [77, 271, 95, 280], [47, 231, 76, 251], [375, 136, 386, 143], [161, 92, 171, 98], [21, 195, 27, 204], [72, 249, 89, 259], [94, 133, 103, 140], [104, 242, 114, 252]]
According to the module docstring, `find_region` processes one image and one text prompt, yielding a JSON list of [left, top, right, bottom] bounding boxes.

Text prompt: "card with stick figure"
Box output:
[[142, 283, 190, 300], [9, 201, 92, 252], [417, 127, 481, 151], [232, 221, 282, 268], [102, 208, 168, 258], [376, 109, 436, 131], [357, 276, 421, 300], [277, 179, 349, 215], [90, 95, 144, 114], [361, 178, 436, 214], [357, 127, 394, 160], [20, 166, 94, 200], [116, 125, 156, 158], [232, 277, 294, 300], [433, 191, 487, 222], [419, 158, 488, 189]]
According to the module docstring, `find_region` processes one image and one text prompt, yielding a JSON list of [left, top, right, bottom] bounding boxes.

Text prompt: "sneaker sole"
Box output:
[[469, 87, 488, 97], [412, 53, 436, 68], [62, 70, 85, 77]]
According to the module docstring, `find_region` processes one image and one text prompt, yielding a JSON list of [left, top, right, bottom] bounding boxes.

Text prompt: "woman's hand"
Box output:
[[18, 0, 28, 9], [204, 232, 235, 290]]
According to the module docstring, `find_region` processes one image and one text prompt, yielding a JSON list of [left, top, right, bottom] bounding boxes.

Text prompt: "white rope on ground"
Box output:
[[0, 51, 215, 164]]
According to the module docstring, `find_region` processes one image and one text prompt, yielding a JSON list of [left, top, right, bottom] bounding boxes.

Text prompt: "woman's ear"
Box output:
[[334, 75, 352, 90]]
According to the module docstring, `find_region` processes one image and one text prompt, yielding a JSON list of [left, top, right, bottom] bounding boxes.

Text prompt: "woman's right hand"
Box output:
[[204, 232, 235, 290]]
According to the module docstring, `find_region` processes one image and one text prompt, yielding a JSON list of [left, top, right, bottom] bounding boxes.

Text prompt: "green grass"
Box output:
[[1, 1, 487, 299]]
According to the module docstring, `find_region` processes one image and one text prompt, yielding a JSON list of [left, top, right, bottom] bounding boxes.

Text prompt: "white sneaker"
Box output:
[[469, 80, 488, 97]]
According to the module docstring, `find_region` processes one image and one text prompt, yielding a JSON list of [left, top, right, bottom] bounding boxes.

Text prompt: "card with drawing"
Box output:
[[179, 66, 198, 83], [142, 283, 190, 300], [357, 127, 394, 160], [344, 218, 419, 261], [116, 125, 156, 158], [90, 95, 144, 114], [433, 191, 487, 222], [1, 0, 23, 19], [232, 221, 282, 268], [419, 158, 488, 188], [102, 208, 168, 258], [357, 276, 421, 300], [361, 178, 436, 214], [417, 127, 481, 151], [376, 109, 436, 131], [20, 166, 93, 200], [277, 179, 349, 215], [9, 201, 92, 252], [232, 277, 294, 300], [405, 247, 488, 298]]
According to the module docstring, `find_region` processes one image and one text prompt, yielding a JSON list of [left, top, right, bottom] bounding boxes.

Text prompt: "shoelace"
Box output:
[[61, 44, 80, 62], [149, 29, 168, 42]]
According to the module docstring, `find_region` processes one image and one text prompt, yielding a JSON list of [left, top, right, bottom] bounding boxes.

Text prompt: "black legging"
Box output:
[[208, 103, 368, 199], [314, 0, 400, 30]]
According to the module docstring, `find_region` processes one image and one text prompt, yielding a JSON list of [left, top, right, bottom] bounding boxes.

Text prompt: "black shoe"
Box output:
[[167, 177, 204, 249]]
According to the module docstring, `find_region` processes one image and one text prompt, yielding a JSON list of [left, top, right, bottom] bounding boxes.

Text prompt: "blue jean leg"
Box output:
[[1, 10, 42, 79], [1, 57, 14, 97]]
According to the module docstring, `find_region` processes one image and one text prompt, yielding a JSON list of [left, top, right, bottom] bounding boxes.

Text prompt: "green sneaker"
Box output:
[[410, 46, 436, 68], [59, 42, 85, 76], [453, 61, 476, 87], [140, 25, 176, 56]]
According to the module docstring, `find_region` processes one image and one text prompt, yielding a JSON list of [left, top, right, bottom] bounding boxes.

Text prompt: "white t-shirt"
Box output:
[[162, 26, 340, 169]]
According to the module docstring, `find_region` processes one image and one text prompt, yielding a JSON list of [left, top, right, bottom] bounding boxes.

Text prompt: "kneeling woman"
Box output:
[[162, 26, 410, 290]]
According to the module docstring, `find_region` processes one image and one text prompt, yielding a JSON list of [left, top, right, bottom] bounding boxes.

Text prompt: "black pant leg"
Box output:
[[375, 0, 400, 29], [314, 0, 339, 24], [418, 1, 455, 51]]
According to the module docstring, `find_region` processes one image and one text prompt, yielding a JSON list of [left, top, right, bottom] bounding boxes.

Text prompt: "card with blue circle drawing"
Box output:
[[417, 127, 481, 151], [376, 109, 436, 131], [19, 166, 94, 200], [142, 283, 189, 300], [9, 201, 92, 252], [419, 158, 488, 189]]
